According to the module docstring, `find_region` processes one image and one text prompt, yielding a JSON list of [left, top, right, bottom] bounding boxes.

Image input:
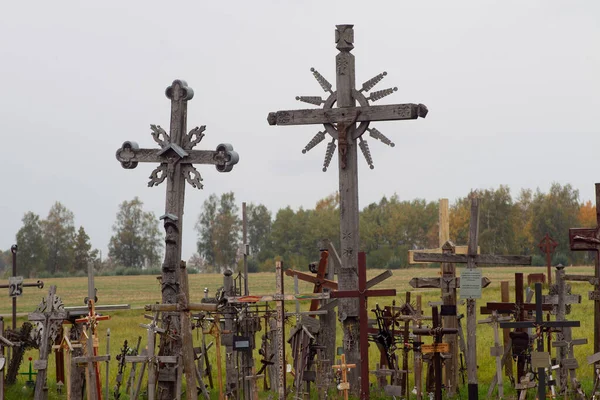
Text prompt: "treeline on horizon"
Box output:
[[0, 182, 596, 278]]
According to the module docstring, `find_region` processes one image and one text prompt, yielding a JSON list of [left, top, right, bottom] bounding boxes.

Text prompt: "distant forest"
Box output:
[[1, 183, 596, 277]]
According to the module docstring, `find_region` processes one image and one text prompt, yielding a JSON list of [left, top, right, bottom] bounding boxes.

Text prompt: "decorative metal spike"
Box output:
[[360, 71, 387, 92], [150, 125, 169, 147], [148, 164, 168, 187], [358, 138, 374, 169], [368, 87, 398, 102], [310, 68, 333, 94], [295, 96, 324, 106], [184, 125, 206, 150], [368, 127, 395, 147], [302, 131, 326, 154], [322, 139, 336, 172], [182, 165, 204, 189]]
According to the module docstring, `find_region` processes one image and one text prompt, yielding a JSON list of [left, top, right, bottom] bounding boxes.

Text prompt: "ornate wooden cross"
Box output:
[[28, 285, 68, 400], [115, 79, 238, 400], [569, 183, 600, 360], [500, 283, 580, 400], [413, 306, 458, 400], [267, 25, 427, 389], [539, 233, 558, 284], [413, 197, 531, 400]]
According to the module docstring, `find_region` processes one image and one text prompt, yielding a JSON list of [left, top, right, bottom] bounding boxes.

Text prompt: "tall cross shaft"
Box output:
[[568, 182, 600, 358], [267, 25, 427, 392], [413, 197, 532, 400], [116, 80, 238, 399]]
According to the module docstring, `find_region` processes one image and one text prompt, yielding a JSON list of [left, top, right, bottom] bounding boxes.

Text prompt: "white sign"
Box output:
[[8, 276, 23, 297], [460, 269, 482, 299]]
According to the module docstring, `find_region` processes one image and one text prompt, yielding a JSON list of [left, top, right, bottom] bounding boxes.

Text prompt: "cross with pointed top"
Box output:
[[115, 79, 239, 399], [267, 25, 428, 393]]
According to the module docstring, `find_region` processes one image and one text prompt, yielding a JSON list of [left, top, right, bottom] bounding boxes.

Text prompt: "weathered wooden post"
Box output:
[[268, 25, 428, 394], [115, 79, 238, 399], [222, 269, 238, 399], [275, 261, 286, 400], [477, 311, 511, 398], [413, 197, 532, 400], [0, 317, 15, 400]]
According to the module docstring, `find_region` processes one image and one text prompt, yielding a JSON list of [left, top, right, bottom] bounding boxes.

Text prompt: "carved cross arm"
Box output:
[[412, 252, 531, 266]]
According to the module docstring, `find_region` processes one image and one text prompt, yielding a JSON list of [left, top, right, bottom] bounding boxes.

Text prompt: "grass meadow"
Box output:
[[2, 265, 597, 399]]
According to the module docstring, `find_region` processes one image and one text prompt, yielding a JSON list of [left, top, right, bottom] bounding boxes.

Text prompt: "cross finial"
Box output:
[[335, 25, 354, 51], [165, 80, 194, 101]]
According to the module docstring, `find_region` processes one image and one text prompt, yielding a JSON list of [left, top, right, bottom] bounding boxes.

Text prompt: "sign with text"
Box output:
[[8, 276, 23, 297], [421, 343, 450, 354], [460, 269, 482, 299]]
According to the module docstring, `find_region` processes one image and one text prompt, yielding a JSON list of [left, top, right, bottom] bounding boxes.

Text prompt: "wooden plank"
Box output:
[[413, 253, 531, 265], [267, 103, 426, 126], [542, 294, 581, 304], [409, 277, 491, 289], [421, 343, 450, 354], [408, 245, 474, 265]]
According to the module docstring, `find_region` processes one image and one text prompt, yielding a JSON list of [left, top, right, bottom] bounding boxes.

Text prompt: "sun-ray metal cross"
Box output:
[[115, 79, 239, 399], [267, 25, 427, 392]]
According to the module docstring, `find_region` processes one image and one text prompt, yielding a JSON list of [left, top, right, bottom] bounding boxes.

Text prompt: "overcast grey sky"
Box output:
[[1, 1, 598, 262]]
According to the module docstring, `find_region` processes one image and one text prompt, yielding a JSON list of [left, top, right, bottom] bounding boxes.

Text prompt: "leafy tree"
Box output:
[[108, 197, 162, 269], [15, 212, 47, 277], [578, 200, 597, 228], [73, 226, 95, 272], [195, 194, 218, 268], [187, 253, 205, 273], [513, 188, 534, 255], [477, 186, 517, 255], [246, 203, 272, 261], [42, 202, 76, 274]]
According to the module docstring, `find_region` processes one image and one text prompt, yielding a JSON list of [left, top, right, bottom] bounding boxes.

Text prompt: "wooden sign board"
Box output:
[[338, 382, 350, 390], [489, 345, 503, 358], [562, 358, 579, 370], [421, 343, 449, 354], [460, 269, 482, 299], [384, 385, 404, 396], [531, 351, 550, 369]]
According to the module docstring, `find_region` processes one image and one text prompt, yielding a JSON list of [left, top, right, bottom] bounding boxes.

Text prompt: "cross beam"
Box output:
[[267, 25, 427, 394]]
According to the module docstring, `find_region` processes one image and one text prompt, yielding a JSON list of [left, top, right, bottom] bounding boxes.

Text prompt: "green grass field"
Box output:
[[2, 265, 597, 399]]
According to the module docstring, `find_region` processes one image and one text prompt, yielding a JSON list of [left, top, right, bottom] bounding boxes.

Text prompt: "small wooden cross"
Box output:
[[332, 353, 356, 400], [539, 233, 558, 284], [477, 311, 512, 399], [28, 285, 68, 400], [500, 283, 580, 400], [413, 306, 458, 400], [285, 249, 337, 312], [568, 183, 600, 360], [413, 197, 531, 400]]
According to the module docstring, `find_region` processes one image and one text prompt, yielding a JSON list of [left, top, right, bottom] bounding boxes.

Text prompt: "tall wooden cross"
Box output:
[[413, 197, 531, 400], [539, 233, 558, 285], [267, 25, 427, 390], [115, 79, 238, 399], [568, 182, 600, 360], [500, 283, 580, 400]]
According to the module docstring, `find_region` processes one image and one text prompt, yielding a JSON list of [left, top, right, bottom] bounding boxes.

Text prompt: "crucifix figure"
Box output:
[[500, 283, 580, 400], [569, 182, 600, 363], [116, 79, 238, 399], [413, 196, 531, 400], [268, 25, 427, 392], [539, 233, 558, 285]]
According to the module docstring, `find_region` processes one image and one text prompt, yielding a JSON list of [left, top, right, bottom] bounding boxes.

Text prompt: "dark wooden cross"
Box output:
[[329, 251, 396, 400], [539, 233, 558, 284], [28, 285, 68, 400], [268, 25, 427, 390], [413, 197, 531, 400], [115, 79, 239, 400], [500, 283, 580, 400], [568, 182, 600, 360], [413, 306, 458, 400], [285, 250, 337, 312]]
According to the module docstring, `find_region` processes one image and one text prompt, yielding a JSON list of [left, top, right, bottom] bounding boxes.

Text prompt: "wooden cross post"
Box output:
[[332, 354, 356, 400], [28, 285, 68, 400], [568, 183, 600, 362], [500, 283, 580, 400], [275, 261, 286, 400], [477, 311, 511, 398], [268, 25, 427, 392], [244, 367, 264, 400], [413, 197, 531, 400], [413, 306, 458, 400], [539, 233, 558, 285], [329, 252, 396, 400], [115, 79, 238, 400], [0, 317, 15, 400]]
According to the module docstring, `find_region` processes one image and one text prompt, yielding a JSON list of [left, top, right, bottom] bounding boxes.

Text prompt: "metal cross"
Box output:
[[115, 79, 238, 399], [267, 25, 427, 390]]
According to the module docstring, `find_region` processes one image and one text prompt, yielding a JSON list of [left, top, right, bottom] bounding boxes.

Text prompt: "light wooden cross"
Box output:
[[115, 79, 238, 400], [500, 283, 580, 400], [28, 285, 68, 400], [268, 25, 427, 390], [332, 354, 356, 400], [477, 311, 512, 399], [413, 197, 531, 400], [244, 367, 264, 400], [568, 183, 600, 361]]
